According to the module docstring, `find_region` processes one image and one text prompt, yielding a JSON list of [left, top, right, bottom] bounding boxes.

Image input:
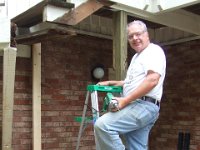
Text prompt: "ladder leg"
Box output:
[[91, 91, 100, 122], [91, 91, 101, 150], [76, 91, 90, 150]]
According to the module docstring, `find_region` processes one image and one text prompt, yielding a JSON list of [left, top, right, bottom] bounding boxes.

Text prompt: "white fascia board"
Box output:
[[112, 4, 200, 35], [0, 44, 31, 57], [0, 43, 9, 50], [107, 0, 150, 11], [43, 5, 70, 22], [16, 44, 31, 58], [151, 0, 200, 13], [69, 0, 87, 7]]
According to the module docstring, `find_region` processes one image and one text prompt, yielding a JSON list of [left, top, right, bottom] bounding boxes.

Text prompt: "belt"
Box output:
[[141, 96, 160, 107]]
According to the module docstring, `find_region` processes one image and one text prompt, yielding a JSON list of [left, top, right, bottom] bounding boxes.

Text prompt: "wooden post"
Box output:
[[2, 47, 17, 150], [112, 11, 128, 80], [32, 43, 41, 150]]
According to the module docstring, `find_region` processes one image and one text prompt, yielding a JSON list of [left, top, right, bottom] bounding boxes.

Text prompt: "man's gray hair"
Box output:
[[127, 20, 148, 32]]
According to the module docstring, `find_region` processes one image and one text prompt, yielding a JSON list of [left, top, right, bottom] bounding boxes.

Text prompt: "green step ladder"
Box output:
[[75, 84, 122, 150]]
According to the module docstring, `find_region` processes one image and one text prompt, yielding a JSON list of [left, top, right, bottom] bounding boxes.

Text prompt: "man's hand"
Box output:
[[109, 97, 128, 112], [97, 81, 110, 86]]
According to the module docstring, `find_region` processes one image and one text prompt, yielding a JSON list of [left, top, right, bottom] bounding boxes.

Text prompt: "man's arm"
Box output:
[[97, 80, 124, 86], [116, 70, 160, 110]]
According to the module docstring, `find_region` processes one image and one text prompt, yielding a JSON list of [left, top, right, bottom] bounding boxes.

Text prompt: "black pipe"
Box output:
[[177, 132, 184, 150], [183, 132, 190, 150]]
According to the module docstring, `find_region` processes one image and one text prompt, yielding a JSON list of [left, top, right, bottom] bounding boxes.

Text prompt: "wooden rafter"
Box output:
[[54, 0, 104, 25]]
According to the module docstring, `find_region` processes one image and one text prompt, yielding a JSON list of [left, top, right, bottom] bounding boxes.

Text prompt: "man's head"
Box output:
[[127, 20, 150, 53]]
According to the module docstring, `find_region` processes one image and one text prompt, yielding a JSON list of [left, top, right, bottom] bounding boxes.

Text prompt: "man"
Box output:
[[94, 20, 166, 150]]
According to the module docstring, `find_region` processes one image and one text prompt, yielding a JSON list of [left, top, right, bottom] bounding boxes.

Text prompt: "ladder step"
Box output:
[[74, 117, 93, 123], [87, 85, 122, 93]]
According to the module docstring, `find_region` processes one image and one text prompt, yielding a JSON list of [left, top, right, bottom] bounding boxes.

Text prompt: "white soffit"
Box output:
[[108, 0, 200, 13], [43, 5, 70, 22]]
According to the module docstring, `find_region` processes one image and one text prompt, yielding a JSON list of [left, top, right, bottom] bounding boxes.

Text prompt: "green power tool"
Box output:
[[102, 92, 119, 112]]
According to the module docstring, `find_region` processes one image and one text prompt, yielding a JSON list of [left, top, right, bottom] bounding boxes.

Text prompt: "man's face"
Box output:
[[127, 24, 150, 53]]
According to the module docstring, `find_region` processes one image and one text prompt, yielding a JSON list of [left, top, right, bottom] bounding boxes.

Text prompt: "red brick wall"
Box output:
[[149, 40, 200, 150], [0, 36, 200, 150], [5, 35, 112, 150], [12, 57, 32, 150], [40, 35, 112, 150]]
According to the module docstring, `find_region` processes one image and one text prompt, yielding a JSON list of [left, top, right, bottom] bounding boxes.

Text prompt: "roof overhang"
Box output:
[[11, 0, 200, 41]]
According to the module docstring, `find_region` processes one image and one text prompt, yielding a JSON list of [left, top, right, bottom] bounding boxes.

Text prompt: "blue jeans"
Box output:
[[94, 99, 159, 150]]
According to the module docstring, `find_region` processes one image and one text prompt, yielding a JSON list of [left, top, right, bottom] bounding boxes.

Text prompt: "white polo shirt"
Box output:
[[123, 43, 166, 101]]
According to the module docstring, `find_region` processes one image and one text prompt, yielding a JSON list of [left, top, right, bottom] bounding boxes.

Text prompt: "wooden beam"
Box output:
[[54, 0, 104, 25], [160, 35, 200, 46], [112, 11, 127, 80], [2, 47, 17, 150], [106, 0, 200, 13], [32, 43, 41, 150], [15, 22, 76, 45], [112, 4, 200, 35]]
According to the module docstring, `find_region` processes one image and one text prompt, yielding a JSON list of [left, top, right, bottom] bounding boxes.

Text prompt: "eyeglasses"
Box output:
[[127, 31, 146, 40]]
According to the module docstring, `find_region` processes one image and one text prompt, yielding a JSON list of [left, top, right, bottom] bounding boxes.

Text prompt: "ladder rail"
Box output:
[[76, 91, 90, 150], [91, 91, 100, 122]]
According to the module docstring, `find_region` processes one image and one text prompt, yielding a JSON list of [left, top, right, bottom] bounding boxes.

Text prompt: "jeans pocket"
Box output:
[[130, 102, 159, 127]]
